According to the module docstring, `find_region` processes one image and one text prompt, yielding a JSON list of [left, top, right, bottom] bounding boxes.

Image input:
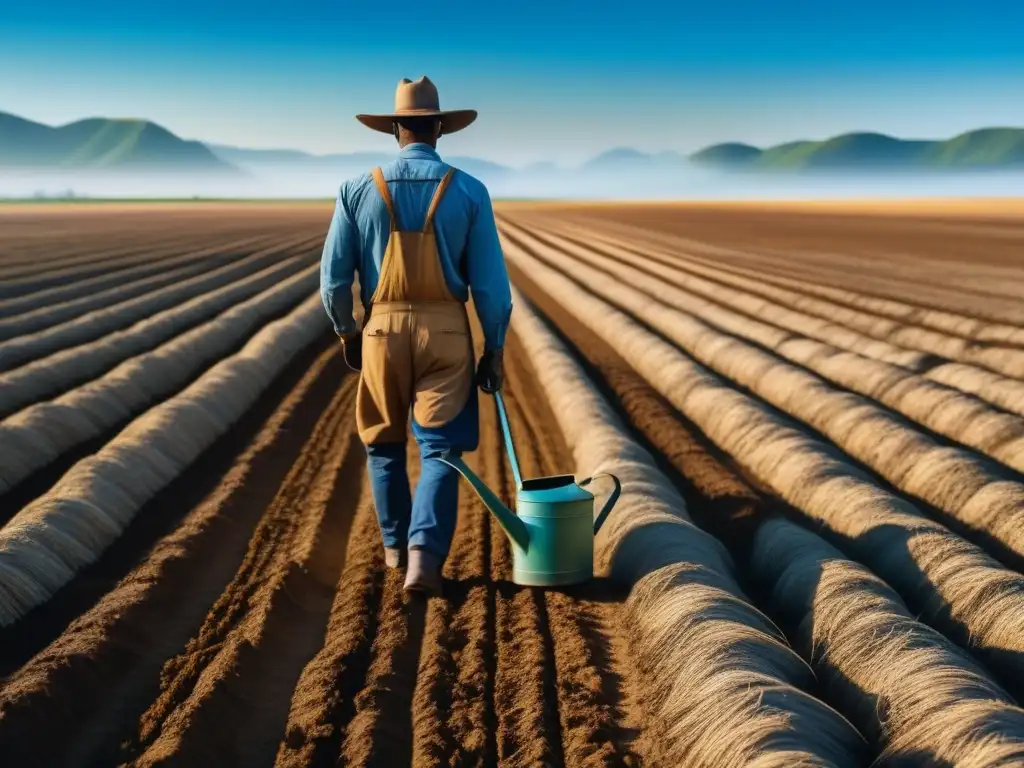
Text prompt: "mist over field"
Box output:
[[3, 111, 1022, 201], [3, 165, 1024, 202]]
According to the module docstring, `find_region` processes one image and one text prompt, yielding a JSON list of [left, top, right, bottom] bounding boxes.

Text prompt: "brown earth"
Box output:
[[3, 204, 1024, 766], [0, 331, 644, 766], [501, 200, 1024, 267], [0, 209, 644, 765], [497, 197, 1024, 216]]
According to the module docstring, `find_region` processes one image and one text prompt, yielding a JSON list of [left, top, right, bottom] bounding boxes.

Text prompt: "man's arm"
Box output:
[[320, 186, 360, 339], [465, 185, 513, 351]]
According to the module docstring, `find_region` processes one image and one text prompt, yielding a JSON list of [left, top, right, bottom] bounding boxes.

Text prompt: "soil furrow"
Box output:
[[516, 209, 1024, 325], [1, 290, 319, 519], [544, 206, 1024, 268], [123, 375, 358, 764], [0, 248, 262, 342], [542, 593, 640, 766], [132, 442, 364, 767], [274, 497, 386, 767], [0, 219, 303, 273], [410, 474, 497, 766], [0, 337, 343, 768], [552, 214, 1024, 313], [487, 350, 566, 768], [506, 216, 1024, 763], [502, 333, 641, 766], [506, 230, 1024, 574], [0, 231, 222, 281], [340, 570, 428, 767], [506, 256, 867, 754], [0, 240, 316, 379], [0, 233, 281, 320], [333, 437, 427, 767]]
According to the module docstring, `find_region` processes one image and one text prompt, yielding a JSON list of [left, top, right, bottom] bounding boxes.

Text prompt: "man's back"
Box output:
[[321, 142, 512, 352], [350, 146, 477, 247]]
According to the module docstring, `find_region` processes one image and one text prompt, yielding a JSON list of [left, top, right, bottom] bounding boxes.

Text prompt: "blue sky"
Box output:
[[2, 1, 1022, 166]]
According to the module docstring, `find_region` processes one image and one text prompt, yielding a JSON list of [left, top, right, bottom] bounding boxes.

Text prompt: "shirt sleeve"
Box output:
[[320, 186, 359, 336], [465, 184, 513, 350]]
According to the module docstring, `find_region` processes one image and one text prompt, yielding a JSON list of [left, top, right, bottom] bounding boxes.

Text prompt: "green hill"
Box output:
[[691, 128, 1024, 170], [924, 128, 1024, 166], [583, 147, 685, 171], [0, 112, 236, 171], [688, 142, 762, 166]]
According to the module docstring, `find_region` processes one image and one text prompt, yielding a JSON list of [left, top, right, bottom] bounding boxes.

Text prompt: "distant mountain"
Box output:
[[205, 144, 317, 166], [446, 156, 513, 180], [0, 112, 235, 172], [691, 128, 1024, 170], [928, 128, 1024, 166], [689, 142, 762, 166], [583, 147, 685, 170], [5, 107, 1022, 192], [206, 143, 513, 182]]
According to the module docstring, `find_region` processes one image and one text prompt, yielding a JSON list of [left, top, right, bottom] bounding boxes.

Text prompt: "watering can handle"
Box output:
[[580, 473, 621, 535]]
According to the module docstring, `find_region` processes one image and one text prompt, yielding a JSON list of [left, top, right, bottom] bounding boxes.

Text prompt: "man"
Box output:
[[320, 76, 513, 597]]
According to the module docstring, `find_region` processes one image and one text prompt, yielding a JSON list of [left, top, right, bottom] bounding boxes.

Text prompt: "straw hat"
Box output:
[[356, 76, 477, 135]]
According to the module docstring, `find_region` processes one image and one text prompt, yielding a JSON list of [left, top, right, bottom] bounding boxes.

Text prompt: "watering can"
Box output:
[[439, 392, 621, 587]]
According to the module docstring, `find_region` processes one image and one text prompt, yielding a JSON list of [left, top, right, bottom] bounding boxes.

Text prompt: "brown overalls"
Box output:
[[355, 167, 475, 446]]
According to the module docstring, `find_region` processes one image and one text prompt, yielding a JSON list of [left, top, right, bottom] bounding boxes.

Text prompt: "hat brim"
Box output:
[[355, 109, 478, 135]]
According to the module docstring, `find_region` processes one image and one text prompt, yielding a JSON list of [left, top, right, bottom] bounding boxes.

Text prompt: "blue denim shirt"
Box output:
[[320, 143, 513, 351]]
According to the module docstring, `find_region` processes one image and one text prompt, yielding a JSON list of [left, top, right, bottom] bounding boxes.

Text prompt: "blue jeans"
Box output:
[[365, 386, 479, 560]]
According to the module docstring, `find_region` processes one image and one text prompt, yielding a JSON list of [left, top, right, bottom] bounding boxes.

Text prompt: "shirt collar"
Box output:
[[399, 142, 441, 161]]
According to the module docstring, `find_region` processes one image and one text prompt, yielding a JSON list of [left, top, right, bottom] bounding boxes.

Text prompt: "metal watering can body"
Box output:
[[439, 392, 621, 587]]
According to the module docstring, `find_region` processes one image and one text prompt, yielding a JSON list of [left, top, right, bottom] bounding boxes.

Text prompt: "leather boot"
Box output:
[[384, 547, 406, 569], [404, 547, 443, 597]]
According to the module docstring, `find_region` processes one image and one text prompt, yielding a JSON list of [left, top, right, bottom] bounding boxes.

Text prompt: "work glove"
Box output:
[[476, 348, 504, 393], [339, 332, 362, 372]]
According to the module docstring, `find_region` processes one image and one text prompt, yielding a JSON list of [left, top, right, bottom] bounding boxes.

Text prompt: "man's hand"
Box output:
[[339, 331, 362, 372], [476, 348, 503, 393]]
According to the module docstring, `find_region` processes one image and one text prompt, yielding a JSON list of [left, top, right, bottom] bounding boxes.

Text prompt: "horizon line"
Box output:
[[4, 107, 1023, 170]]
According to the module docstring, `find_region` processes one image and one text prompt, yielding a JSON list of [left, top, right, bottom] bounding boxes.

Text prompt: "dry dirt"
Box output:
[[0, 209, 642, 767], [499, 200, 1024, 267], [1, 203, 1023, 766]]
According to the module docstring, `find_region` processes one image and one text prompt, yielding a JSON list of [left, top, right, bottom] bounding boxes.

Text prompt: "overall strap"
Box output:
[[371, 168, 399, 230], [422, 168, 456, 234]]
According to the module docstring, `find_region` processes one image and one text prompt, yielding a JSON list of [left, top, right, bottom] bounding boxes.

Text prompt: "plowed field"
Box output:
[[2, 201, 1024, 767]]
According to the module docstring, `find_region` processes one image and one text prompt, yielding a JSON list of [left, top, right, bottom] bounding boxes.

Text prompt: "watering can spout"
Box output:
[[440, 393, 622, 588], [438, 454, 530, 552]]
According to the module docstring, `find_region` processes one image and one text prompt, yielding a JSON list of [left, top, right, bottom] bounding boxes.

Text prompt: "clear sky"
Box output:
[[2, 1, 1022, 166]]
